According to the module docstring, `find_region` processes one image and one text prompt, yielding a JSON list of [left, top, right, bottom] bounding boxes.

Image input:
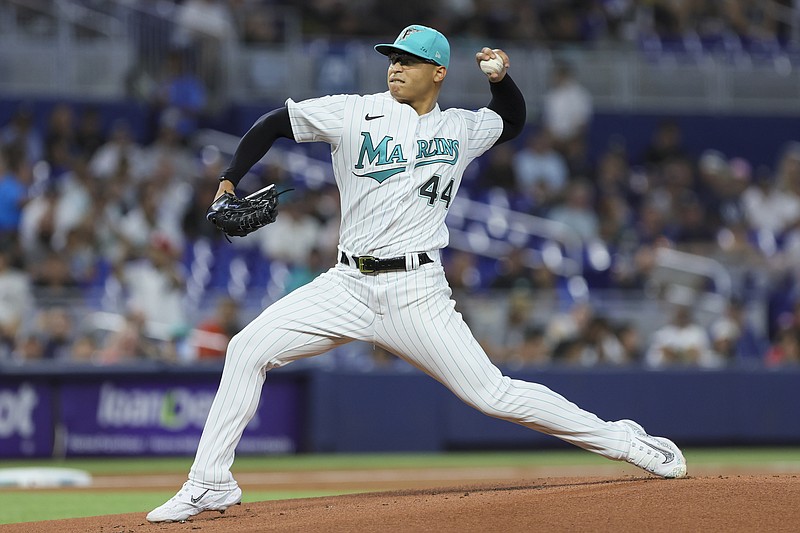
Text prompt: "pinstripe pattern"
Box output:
[[188, 88, 631, 491], [190, 269, 375, 488], [287, 93, 503, 257], [190, 267, 628, 490], [374, 265, 628, 456]]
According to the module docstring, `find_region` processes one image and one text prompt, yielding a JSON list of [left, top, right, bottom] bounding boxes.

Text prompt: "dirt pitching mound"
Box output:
[[5, 474, 798, 532]]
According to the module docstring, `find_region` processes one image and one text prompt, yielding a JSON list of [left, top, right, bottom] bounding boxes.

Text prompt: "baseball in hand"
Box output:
[[480, 55, 504, 76]]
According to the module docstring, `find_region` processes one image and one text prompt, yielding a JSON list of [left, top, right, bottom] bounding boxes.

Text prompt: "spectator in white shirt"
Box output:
[[0, 249, 33, 360], [113, 235, 188, 340], [512, 129, 568, 210], [542, 60, 593, 154], [258, 198, 322, 266], [88, 120, 144, 181], [645, 304, 720, 368], [546, 179, 599, 241]]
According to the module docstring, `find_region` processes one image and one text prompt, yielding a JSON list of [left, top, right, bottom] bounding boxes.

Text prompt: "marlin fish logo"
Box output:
[[399, 27, 422, 41]]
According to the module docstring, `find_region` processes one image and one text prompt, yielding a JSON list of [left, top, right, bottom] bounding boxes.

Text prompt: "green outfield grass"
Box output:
[[1, 449, 799, 525], [0, 489, 362, 525]]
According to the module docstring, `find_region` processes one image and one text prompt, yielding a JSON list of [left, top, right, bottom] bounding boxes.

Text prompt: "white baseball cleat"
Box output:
[[619, 419, 687, 479], [146, 480, 242, 523]]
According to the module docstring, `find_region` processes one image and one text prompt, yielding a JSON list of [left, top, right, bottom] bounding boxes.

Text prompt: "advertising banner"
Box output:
[[0, 381, 54, 458], [59, 378, 300, 456]]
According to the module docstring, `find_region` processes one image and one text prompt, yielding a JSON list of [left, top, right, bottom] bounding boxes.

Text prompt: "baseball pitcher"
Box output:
[[148, 24, 686, 523]]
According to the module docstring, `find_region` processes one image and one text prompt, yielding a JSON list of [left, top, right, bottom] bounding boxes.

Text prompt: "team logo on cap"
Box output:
[[399, 27, 422, 41]]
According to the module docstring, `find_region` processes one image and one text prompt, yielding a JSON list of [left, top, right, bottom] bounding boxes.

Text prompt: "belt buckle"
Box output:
[[357, 255, 377, 274]]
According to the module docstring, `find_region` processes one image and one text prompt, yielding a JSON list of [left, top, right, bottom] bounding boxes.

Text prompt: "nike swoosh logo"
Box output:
[[637, 438, 675, 464], [365, 114, 384, 121], [190, 489, 210, 504]]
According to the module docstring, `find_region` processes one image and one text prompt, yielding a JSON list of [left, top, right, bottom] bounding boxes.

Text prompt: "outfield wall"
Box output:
[[1, 364, 799, 458]]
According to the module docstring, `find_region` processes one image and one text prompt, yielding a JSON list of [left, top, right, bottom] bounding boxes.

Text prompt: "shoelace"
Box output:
[[629, 440, 664, 472], [168, 483, 190, 502]]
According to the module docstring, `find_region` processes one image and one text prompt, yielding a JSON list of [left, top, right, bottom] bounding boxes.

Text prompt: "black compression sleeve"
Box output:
[[219, 106, 294, 186], [487, 74, 526, 145]]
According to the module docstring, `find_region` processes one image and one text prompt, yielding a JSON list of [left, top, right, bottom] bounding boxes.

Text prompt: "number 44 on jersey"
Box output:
[[418, 175, 454, 209]]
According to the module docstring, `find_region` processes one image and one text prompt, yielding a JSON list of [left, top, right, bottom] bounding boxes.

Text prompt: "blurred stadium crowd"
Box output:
[[295, 0, 796, 44], [1, 0, 799, 371], [8, 1, 796, 47]]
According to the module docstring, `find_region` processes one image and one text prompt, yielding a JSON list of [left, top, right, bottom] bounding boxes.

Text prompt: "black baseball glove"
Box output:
[[206, 184, 280, 238]]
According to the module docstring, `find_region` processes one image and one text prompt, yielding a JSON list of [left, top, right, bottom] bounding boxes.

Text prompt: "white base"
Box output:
[[0, 467, 92, 488]]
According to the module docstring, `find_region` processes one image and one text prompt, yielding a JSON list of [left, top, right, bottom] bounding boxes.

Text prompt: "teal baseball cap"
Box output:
[[374, 25, 450, 68]]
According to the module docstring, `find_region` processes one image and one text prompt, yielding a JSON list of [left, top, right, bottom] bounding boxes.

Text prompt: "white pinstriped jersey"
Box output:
[[286, 92, 503, 257], [186, 89, 637, 495]]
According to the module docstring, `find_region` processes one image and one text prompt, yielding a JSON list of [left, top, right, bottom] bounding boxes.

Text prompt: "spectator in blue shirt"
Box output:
[[0, 146, 28, 242], [152, 50, 208, 142], [1, 103, 44, 164]]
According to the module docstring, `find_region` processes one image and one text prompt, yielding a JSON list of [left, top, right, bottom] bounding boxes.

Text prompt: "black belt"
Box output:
[[340, 252, 433, 274]]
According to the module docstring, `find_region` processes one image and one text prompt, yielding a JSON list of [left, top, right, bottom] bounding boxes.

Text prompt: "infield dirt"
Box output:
[[2, 474, 798, 532]]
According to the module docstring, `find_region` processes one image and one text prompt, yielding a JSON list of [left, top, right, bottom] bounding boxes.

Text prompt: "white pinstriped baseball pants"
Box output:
[[190, 261, 630, 489]]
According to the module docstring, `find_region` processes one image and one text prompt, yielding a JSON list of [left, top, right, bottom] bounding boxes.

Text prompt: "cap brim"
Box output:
[[374, 43, 400, 56], [374, 43, 443, 66]]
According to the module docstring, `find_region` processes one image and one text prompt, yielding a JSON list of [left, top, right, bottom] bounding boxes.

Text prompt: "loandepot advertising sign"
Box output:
[[0, 382, 54, 458], [60, 379, 300, 456]]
